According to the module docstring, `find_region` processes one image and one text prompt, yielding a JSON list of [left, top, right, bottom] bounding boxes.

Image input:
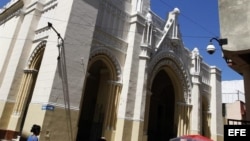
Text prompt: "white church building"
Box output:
[[0, 0, 223, 141]]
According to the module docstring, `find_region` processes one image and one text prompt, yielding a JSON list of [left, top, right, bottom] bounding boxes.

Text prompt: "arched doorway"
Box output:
[[76, 54, 120, 141], [10, 41, 46, 140], [77, 60, 108, 141], [147, 70, 176, 141]]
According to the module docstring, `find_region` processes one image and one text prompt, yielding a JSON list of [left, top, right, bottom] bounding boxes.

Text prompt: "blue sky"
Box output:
[[0, 0, 9, 7], [0, 0, 243, 80]]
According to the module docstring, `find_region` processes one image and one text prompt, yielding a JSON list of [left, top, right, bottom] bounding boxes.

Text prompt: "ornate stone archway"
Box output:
[[144, 51, 192, 139], [148, 51, 191, 103], [89, 48, 122, 82], [8, 40, 46, 138]]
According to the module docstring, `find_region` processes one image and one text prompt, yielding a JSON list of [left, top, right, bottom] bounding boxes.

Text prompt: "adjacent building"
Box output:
[[219, 0, 250, 121], [222, 80, 246, 123], [0, 0, 223, 141]]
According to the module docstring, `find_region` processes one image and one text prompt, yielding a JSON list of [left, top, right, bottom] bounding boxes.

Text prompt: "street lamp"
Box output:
[[206, 38, 228, 55], [48, 22, 64, 59], [47, 22, 74, 141]]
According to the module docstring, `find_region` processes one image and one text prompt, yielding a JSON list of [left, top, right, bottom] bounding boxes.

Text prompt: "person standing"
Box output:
[[27, 124, 41, 141]]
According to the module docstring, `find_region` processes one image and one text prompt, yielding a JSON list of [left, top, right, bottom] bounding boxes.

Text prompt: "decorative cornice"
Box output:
[[129, 12, 145, 26], [176, 102, 192, 107], [139, 44, 151, 59], [107, 80, 123, 86], [42, 0, 58, 14], [0, 0, 58, 25], [23, 68, 38, 73], [0, 0, 21, 14], [33, 26, 50, 43], [0, 0, 24, 24]]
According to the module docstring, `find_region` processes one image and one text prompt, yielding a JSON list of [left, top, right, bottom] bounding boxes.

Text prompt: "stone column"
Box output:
[[130, 15, 152, 140], [177, 103, 192, 136], [104, 80, 122, 141], [114, 9, 148, 141], [203, 112, 211, 137], [8, 69, 37, 131]]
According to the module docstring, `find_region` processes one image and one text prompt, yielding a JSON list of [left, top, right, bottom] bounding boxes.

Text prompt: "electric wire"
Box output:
[[0, 3, 219, 41], [0, 34, 212, 52], [158, 0, 219, 37]]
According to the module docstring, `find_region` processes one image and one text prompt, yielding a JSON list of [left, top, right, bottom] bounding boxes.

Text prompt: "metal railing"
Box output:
[[222, 90, 245, 103], [227, 119, 250, 125]]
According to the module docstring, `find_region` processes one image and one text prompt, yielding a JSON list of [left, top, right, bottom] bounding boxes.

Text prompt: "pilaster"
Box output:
[[8, 69, 38, 131], [190, 48, 201, 134], [115, 11, 144, 141], [130, 10, 152, 141], [177, 102, 192, 136], [190, 74, 201, 134], [209, 66, 223, 141], [104, 81, 122, 141]]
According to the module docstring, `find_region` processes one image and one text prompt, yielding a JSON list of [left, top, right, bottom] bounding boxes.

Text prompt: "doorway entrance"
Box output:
[[147, 70, 176, 141], [76, 58, 116, 141]]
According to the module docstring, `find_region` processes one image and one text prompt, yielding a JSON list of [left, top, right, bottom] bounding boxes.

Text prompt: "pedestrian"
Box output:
[[27, 124, 41, 141]]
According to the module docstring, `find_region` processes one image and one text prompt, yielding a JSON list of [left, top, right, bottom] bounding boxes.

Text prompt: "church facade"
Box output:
[[0, 0, 223, 141]]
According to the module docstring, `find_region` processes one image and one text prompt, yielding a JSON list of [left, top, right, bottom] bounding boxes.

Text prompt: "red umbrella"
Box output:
[[181, 134, 213, 141]]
